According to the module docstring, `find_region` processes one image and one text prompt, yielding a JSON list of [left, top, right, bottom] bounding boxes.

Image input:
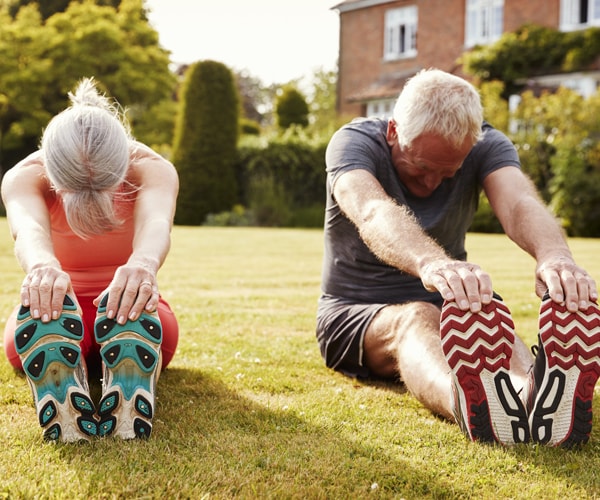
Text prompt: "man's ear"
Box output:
[[386, 119, 397, 147]]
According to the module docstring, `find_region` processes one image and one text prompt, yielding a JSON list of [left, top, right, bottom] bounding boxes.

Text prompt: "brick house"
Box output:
[[332, 0, 600, 118]]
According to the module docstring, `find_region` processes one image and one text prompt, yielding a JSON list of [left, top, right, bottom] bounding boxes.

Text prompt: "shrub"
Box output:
[[233, 132, 327, 227], [172, 60, 239, 225], [275, 86, 309, 129]]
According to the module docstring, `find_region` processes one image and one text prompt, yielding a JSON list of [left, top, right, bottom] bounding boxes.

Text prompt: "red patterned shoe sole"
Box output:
[[530, 298, 600, 447], [441, 298, 529, 444]]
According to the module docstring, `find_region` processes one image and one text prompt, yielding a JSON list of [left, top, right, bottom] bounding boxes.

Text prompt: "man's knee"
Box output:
[[364, 301, 441, 377], [371, 301, 441, 337]]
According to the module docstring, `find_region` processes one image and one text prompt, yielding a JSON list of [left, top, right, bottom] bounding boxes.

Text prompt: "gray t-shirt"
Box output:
[[321, 118, 520, 304]]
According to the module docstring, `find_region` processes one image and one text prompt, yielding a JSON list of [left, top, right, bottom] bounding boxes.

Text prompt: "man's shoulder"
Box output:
[[342, 117, 387, 133]]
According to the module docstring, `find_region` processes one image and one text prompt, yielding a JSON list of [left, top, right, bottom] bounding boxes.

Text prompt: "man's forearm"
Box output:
[[357, 198, 450, 277]]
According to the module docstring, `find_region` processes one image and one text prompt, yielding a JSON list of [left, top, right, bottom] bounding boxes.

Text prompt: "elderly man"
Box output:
[[316, 68, 600, 447]]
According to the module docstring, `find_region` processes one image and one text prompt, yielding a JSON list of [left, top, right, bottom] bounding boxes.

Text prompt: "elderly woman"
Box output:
[[2, 78, 179, 442]]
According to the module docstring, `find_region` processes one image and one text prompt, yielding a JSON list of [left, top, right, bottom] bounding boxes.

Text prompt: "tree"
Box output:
[[0, 5, 53, 169], [306, 66, 338, 129], [172, 60, 239, 225], [478, 82, 600, 237], [235, 70, 267, 124], [7, 0, 122, 19], [275, 86, 309, 130], [0, 0, 176, 169]]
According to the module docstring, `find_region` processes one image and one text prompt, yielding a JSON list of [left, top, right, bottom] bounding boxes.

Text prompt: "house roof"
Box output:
[[331, 0, 392, 13], [347, 68, 421, 102]]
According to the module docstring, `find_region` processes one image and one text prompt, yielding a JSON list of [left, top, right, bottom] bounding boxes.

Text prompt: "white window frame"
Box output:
[[383, 6, 418, 61], [560, 0, 600, 31], [366, 99, 396, 119], [465, 0, 504, 47]]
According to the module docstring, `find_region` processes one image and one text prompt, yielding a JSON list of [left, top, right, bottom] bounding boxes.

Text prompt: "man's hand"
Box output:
[[420, 259, 493, 312], [536, 256, 598, 312]]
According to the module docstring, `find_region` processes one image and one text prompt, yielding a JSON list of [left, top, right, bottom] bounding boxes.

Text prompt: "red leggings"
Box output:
[[3, 295, 178, 372]]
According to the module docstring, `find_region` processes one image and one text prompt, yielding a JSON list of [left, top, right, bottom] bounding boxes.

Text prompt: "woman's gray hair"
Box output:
[[41, 77, 132, 238], [393, 68, 484, 149]]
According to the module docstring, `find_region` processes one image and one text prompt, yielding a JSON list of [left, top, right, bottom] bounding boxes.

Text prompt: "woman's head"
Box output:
[[392, 68, 483, 149], [41, 77, 132, 238]]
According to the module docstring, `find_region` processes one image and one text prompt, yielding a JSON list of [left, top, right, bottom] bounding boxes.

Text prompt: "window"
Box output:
[[560, 0, 600, 30], [366, 99, 396, 119], [465, 0, 504, 47], [384, 6, 418, 61]]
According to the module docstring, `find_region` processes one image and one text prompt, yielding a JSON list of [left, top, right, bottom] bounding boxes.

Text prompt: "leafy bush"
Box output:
[[240, 117, 261, 136], [204, 205, 255, 227], [172, 60, 239, 225], [233, 131, 328, 227], [477, 83, 600, 237], [463, 24, 600, 96]]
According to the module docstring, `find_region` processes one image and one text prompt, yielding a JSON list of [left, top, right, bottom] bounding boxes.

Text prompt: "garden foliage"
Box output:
[[172, 60, 239, 225], [464, 25, 600, 237], [231, 131, 328, 228], [0, 0, 176, 169]]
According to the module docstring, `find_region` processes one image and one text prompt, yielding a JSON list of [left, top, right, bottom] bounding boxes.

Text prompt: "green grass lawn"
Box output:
[[1, 219, 600, 499]]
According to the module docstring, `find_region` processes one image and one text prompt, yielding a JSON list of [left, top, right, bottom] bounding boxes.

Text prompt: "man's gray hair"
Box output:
[[41, 77, 132, 238], [393, 68, 484, 149]]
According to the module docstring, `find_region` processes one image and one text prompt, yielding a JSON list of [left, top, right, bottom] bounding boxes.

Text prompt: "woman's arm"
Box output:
[[1, 152, 72, 321], [96, 143, 179, 324]]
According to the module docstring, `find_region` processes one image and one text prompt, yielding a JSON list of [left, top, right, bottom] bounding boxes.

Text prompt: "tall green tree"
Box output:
[[0, 0, 176, 169], [172, 60, 239, 225], [0, 5, 53, 168]]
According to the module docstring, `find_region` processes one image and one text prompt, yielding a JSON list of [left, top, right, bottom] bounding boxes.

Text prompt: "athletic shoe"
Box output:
[[94, 294, 162, 439], [441, 295, 530, 445], [528, 292, 600, 447], [14, 295, 97, 442]]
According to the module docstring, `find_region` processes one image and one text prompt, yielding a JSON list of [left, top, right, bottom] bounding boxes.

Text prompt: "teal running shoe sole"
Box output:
[[94, 294, 162, 439], [16, 295, 97, 442]]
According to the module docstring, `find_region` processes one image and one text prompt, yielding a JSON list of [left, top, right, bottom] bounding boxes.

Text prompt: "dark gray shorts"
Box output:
[[316, 294, 387, 378]]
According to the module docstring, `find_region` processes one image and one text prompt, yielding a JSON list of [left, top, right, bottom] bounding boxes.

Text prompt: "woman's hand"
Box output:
[[94, 263, 159, 324], [21, 265, 72, 322]]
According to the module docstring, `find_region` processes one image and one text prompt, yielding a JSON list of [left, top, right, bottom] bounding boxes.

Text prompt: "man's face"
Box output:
[[387, 120, 473, 198]]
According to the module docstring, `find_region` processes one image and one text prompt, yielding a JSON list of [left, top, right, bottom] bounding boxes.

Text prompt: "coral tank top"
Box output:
[[46, 190, 136, 298]]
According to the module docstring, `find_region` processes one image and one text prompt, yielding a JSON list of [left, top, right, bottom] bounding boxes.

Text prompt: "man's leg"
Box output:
[[363, 299, 534, 444], [364, 301, 455, 418]]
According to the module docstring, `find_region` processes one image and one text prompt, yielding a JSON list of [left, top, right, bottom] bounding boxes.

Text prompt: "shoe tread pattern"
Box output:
[[441, 297, 529, 445], [94, 294, 162, 439], [530, 297, 600, 447], [15, 295, 97, 442]]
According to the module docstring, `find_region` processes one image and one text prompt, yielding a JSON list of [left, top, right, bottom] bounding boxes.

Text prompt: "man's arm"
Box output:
[[333, 168, 493, 311], [484, 166, 597, 311]]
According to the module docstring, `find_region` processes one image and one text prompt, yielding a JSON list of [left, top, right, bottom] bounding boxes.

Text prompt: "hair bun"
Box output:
[[68, 77, 111, 109]]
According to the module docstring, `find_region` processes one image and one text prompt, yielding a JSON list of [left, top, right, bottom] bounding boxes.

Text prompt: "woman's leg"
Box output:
[[93, 294, 177, 439], [5, 295, 97, 442]]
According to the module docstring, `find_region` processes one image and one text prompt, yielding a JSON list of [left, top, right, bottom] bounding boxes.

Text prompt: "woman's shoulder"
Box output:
[[127, 141, 177, 182], [3, 151, 48, 187]]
